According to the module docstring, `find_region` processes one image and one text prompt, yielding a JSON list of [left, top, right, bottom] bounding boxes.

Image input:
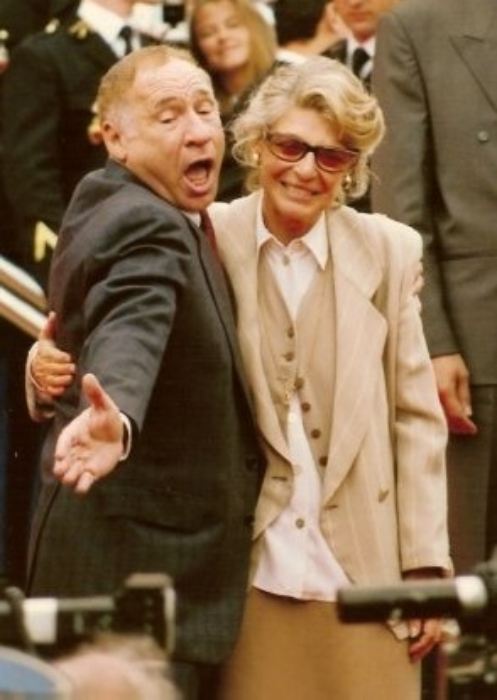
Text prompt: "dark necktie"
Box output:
[[351, 46, 370, 79], [200, 210, 218, 256], [119, 25, 133, 56]]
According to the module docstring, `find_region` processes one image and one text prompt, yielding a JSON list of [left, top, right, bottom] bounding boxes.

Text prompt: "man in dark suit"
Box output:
[[27, 44, 263, 699], [328, 0, 398, 89], [372, 0, 497, 574], [1, 0, 162, 288], [326, 0, 398, 212]]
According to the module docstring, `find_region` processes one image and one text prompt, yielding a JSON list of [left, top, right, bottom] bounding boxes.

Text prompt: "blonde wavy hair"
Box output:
[[190, 0, 276, 116], [231, 56, 385, 204]]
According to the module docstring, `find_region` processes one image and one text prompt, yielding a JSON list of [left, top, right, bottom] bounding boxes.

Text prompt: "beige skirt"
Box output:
[[217, 588, 420, 700]]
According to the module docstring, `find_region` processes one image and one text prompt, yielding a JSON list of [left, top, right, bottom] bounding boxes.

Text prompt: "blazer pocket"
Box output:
[[98, 485, 214, 533]]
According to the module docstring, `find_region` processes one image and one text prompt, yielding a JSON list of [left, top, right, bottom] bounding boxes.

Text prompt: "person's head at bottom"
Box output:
[[53, 633, 179, 699], [231, 56, 384, 242], [97, 44, 226, 213]]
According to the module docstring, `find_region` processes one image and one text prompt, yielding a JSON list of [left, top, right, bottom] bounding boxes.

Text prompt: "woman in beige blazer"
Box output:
[[29, 56, 450, 700], [208, 57, 451, 700]]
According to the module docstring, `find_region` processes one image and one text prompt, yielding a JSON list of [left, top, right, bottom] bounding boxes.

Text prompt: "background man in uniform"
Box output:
[[2, 0, 162, 288]]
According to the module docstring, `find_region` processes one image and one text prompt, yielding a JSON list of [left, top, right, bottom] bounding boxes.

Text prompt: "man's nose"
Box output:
[[185, 112, 216, 144]]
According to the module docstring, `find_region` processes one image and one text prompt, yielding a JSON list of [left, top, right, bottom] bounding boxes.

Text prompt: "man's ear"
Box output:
[[102, 120, 128, 163]]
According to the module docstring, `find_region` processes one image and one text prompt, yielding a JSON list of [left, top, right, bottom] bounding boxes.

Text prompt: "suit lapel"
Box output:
[[322, 210, 387, 503], [450, 0, 497, 113], [189, 219, 254, 405]]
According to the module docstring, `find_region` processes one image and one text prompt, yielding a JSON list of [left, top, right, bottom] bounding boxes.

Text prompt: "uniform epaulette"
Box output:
[[44, 18, 60, 34], [68, 19, 92, 40]]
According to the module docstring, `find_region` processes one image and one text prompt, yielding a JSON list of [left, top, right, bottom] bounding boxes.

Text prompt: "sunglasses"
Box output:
[[265, 133, 359, 173]]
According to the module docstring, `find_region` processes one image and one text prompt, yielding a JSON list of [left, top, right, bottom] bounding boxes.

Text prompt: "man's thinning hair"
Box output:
[[97, 45, 198, 123]]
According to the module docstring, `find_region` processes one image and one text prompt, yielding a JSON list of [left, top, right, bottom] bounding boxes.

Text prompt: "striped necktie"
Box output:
[[200, 210, 218, 255]]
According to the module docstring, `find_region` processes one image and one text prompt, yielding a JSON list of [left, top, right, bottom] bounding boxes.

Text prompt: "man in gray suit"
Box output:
[[372, 0, 497, 573], [27, 44, 263, 699]]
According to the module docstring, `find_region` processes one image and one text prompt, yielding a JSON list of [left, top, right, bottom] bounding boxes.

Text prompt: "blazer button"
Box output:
[[378, 488, 389, 502], [284, 351, 295, 362], [310, 428, 321, 439], [318, 456, 328, 467], [477, 130, 490, 143], [295, 517, 305, 529], [301, 402, 311, 412], [294, 377, 305, 390]]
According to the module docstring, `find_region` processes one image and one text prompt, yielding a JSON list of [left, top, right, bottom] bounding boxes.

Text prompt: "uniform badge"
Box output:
[[34, 222, 57, 263], [68, 19, 91, 40], [44, 19, 60, 34]]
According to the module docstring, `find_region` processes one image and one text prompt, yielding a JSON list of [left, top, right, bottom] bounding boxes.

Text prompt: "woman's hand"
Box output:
[[31, 311, 76, 396]]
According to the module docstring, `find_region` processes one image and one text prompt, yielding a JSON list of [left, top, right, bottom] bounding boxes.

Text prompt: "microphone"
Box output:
[[337, 577, 488, 625]]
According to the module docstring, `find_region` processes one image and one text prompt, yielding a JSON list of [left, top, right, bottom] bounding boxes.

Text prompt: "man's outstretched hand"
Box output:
[[53, 374, 125, 494]]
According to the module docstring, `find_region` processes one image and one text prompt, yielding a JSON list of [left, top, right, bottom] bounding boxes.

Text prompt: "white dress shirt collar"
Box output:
[[78, 0, 131, 50], [346, 35, 376, 64], [256, 198, 329, 271]]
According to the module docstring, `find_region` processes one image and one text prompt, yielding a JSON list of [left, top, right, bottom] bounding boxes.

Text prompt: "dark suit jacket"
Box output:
[[372, 0, 497, 384], [27, 160, 264, 665]]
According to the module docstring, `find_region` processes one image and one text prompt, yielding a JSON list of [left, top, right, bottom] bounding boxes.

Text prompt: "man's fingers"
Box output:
[[60, 459, 87, 486], [54, 430, 74, 474], [74, 471, 96, 495]]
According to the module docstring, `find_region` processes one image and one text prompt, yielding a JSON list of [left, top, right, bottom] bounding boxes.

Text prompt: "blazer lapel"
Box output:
[[450, 0, 497, 113], [322, 209, 387, 503], [211, 197, 291, 461]]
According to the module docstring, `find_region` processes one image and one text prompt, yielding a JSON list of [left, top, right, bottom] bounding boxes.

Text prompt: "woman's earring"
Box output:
[[342, 172, 353, 193]]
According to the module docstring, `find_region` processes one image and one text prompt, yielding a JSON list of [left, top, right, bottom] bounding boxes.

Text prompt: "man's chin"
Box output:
[[181, 184, 218, 212]]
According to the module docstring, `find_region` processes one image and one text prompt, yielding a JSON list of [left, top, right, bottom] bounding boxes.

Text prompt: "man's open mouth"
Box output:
[[184, 158, 214, 188]]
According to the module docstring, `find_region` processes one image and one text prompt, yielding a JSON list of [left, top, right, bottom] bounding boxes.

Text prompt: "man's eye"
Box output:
[[197, 102, 215, 115], [160, 114, 175, 124]]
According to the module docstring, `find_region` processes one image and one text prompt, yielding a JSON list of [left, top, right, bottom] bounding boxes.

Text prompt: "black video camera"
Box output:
[[0, 572, 175, 658]]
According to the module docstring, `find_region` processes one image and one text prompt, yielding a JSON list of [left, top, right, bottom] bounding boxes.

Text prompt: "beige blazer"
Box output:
[[210, 192, 451, 585]]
